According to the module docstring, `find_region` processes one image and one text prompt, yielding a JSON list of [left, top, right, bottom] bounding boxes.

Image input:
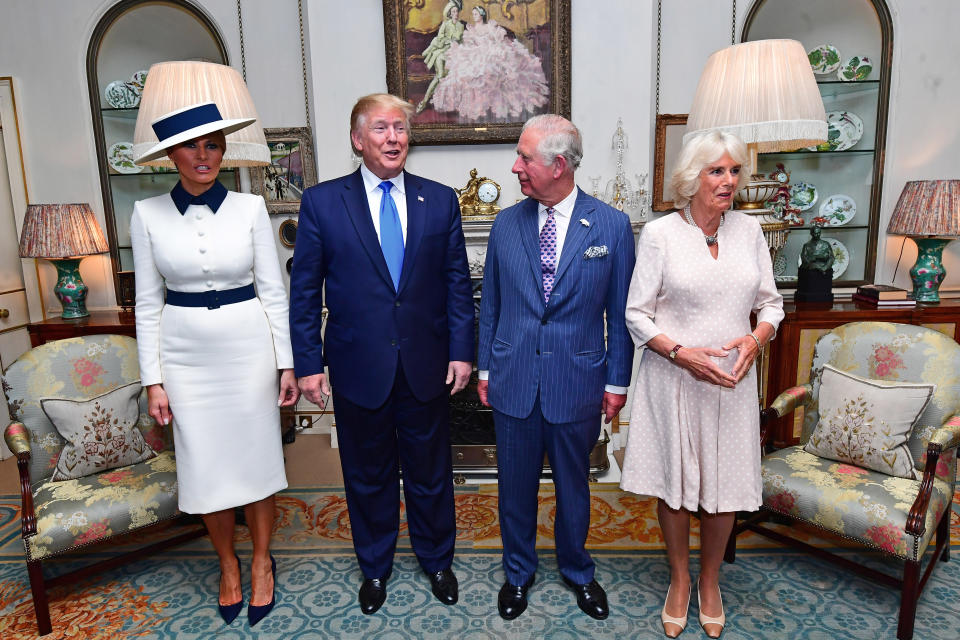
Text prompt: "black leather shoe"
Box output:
[[497, 576, 535, 620], [562, 577, 609, 620], [427, 568, 459, 605], [359, 571, 391, 615]]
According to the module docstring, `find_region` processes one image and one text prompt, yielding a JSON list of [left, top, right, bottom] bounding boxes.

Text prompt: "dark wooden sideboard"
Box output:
[[764, 299, 960, 448], [27, 310, 136, 347]]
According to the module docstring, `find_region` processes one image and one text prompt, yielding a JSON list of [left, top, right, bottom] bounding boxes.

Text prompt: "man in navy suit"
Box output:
[[477, 114, 635, 620], [290, 93, 474, 615]]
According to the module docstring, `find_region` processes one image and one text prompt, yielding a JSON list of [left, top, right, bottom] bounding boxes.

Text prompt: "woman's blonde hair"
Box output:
[[668, 130, 749, 208]]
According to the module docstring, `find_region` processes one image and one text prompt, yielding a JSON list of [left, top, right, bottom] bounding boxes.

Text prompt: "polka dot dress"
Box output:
[[619, 212, 784, 513]]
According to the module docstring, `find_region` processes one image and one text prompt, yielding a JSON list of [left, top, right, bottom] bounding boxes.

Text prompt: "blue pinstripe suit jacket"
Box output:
[[477, 190, 636, 424]]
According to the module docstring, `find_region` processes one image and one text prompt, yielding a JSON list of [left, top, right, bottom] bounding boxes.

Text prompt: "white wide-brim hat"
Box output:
[[135, 102, 256, 164]]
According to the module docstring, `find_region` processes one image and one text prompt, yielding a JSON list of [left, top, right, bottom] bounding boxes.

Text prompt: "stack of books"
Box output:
[[853, 284, 915, 307]]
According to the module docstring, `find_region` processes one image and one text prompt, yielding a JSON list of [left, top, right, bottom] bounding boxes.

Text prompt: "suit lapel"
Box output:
[[553, 189, 595, 287], [342, 168, 395, 290], [518, 198, 545, 300], [398, 171, 424, 294]]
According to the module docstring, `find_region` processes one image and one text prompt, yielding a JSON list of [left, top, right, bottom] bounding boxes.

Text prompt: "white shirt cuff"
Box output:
[[605, 385, 627, 395], [478, 370, 489, 380]]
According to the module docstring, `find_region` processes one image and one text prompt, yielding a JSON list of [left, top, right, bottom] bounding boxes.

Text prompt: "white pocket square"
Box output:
[[579, 218, 591, 227], [584, 245, 608, 259]]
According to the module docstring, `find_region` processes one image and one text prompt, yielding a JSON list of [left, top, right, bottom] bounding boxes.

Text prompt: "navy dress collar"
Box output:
[[170, 180, 227, 215]]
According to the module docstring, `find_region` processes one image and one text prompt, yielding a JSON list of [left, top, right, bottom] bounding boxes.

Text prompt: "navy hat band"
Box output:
[[152, 103, 224, 141]]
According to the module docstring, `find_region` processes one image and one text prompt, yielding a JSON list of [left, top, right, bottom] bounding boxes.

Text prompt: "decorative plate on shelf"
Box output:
[[819, 194, 856, 226], [130, 70, 148, 90], [104, 80, 140, 109], [807, 111, 864, 151], [789, 181, 818, 211], [837, 55, 872, 81], [808, 44, 842, 74], [772, 252, 787, 277], [798, 237, 849, 278], [107, 141, 142, 174]]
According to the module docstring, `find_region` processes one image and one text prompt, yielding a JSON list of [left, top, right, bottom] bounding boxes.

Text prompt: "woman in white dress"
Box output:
[[619, 131, 783, 638], [131, 102, 299, 627]]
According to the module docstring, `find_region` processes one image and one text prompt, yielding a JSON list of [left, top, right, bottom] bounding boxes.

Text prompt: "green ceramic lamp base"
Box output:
[[50, 258, 91, 319], [909, 237, 951, 304]]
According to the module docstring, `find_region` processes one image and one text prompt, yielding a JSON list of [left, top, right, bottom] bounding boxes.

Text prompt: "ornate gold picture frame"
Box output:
[[653, 114, 687, 211], [250, 127, 317, 214]]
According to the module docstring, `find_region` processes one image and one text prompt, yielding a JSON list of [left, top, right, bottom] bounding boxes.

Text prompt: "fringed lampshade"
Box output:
[[886, 180, 960, 303], [133, 61, 269, 168], [19, 204, 109, 318], [685, 39, 827, 161]]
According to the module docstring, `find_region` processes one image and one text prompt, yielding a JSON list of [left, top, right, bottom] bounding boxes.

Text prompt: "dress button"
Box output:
[[198, 230, 205, 236], [196, 213, 203, 220], [199, 247, 207, 253], [202, 265, 210, 273], [206, 280, 214, 287]]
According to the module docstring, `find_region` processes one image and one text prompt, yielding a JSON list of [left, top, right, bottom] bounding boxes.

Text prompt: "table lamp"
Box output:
[[684, 39, 828, 255], [19, 203, 109, 318], [886, 180, 960, 303], [133, 60, 270, 169]]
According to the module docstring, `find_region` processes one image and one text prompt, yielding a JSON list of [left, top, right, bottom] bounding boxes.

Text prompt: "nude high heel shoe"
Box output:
[[697, 578, 726, 638], [660, 582, 690, 637]]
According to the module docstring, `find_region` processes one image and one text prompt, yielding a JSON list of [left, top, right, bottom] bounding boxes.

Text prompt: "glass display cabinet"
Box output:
[[743, 0, 892, 288], [86, 0, 232, 307]]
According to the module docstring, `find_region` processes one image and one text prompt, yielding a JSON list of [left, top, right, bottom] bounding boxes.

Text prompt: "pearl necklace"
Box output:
[[683, 206, 724, 246]]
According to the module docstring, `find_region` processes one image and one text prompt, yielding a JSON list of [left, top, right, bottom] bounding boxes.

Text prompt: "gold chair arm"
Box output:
[[4, 422, 36, 537], [4, 421, 32, 456], [768, 384, 813, 418], [927, 414, 960, 451]]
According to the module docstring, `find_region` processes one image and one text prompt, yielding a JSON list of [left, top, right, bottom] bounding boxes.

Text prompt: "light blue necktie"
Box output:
[[378, 181, 404, 289]]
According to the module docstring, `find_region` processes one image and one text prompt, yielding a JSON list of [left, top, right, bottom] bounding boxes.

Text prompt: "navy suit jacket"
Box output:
[[477, 190, 635, 424], [289, 168, 474, 409]]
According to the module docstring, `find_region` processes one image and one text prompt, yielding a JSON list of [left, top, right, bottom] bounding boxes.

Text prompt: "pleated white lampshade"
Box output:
[[684, 39, 827, 154], [133, 61, 270, 168]]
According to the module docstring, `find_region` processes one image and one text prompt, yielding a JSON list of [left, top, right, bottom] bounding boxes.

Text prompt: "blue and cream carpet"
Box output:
[[1, 485, 959, 639]]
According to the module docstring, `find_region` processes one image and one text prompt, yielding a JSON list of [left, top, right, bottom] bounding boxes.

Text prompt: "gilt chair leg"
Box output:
[[938, 509, 950, 562], [26, 559, 51, 636], [897, 559, 920, 640]]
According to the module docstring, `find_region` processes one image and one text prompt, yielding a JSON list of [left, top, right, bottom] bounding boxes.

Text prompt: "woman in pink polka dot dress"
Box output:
[[619, 131, 784, 638]]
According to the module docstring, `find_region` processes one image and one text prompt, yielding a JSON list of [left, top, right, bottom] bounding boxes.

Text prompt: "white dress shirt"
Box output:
[[480, 186, 626, 396], [360, 162, 408, 244]]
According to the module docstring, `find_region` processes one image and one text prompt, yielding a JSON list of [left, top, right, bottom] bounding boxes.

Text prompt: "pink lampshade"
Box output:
[[18, 203, 109, 258], [887, 180, 960, 237]]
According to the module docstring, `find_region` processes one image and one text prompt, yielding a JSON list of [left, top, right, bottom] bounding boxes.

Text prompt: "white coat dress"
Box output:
[[131, 190, 293, 514], [619, 211, 784, 513]]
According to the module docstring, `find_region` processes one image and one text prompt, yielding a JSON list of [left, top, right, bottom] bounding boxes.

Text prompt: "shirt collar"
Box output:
[[360, 163, 405, 196], [538, 185, 579, 219], [170, 180, 228, 215]]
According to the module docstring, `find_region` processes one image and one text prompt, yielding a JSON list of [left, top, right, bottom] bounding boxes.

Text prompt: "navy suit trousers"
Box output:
[[494, 395, 601, 585], [333, 362, 456, 579]]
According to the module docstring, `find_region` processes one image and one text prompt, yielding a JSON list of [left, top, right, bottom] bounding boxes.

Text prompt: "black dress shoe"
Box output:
[[497, 576, 535, 620], [427, 568, 459, 605], [359, 571, 391, 615], [562, 577, 609, 620]]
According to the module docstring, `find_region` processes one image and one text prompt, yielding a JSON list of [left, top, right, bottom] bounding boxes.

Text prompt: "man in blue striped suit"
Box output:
[[477, 114, 636, 620]]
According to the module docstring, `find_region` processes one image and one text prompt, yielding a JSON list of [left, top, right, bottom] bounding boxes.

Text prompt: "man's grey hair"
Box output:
[[522, 114, 583, 171]]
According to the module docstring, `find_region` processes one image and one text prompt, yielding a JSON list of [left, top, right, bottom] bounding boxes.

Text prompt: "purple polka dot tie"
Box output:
[[540, 207, 558, 303]]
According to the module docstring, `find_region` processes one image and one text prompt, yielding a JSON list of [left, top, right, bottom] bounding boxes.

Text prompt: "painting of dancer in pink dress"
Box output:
[[431, 6, 548, 122], [385, 0, 570, 143]]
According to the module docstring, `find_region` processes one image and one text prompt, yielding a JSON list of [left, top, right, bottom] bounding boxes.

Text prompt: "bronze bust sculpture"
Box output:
[[799, 225, 835, 274]]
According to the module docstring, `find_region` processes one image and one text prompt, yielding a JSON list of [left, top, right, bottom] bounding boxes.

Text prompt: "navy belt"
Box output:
[[165, 284, 255, 310]]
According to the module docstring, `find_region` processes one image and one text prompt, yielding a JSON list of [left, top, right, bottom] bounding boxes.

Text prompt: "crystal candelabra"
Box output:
[[590, 118, 650, 221]]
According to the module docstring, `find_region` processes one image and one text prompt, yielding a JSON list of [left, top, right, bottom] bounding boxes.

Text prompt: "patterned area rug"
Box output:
[[1, 485, 959, 639]]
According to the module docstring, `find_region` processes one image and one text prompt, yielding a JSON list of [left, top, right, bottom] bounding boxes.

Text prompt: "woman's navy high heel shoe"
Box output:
[[248, 555, 277, 627], [218, 554, 243, 624]]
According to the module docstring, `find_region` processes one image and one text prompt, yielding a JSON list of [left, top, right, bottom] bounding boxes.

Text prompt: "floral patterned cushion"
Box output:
[[804, 365, 934, 479], [801, 323, 960, 476], [42, 382, 157, 481], [25, 450, 179, 561], [1, 335, 167, 484], [761, 446, 952, 561]]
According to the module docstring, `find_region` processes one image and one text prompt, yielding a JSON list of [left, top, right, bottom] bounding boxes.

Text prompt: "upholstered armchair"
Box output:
[[2, 335, 202, 635], [725, 321, 960, 640]]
